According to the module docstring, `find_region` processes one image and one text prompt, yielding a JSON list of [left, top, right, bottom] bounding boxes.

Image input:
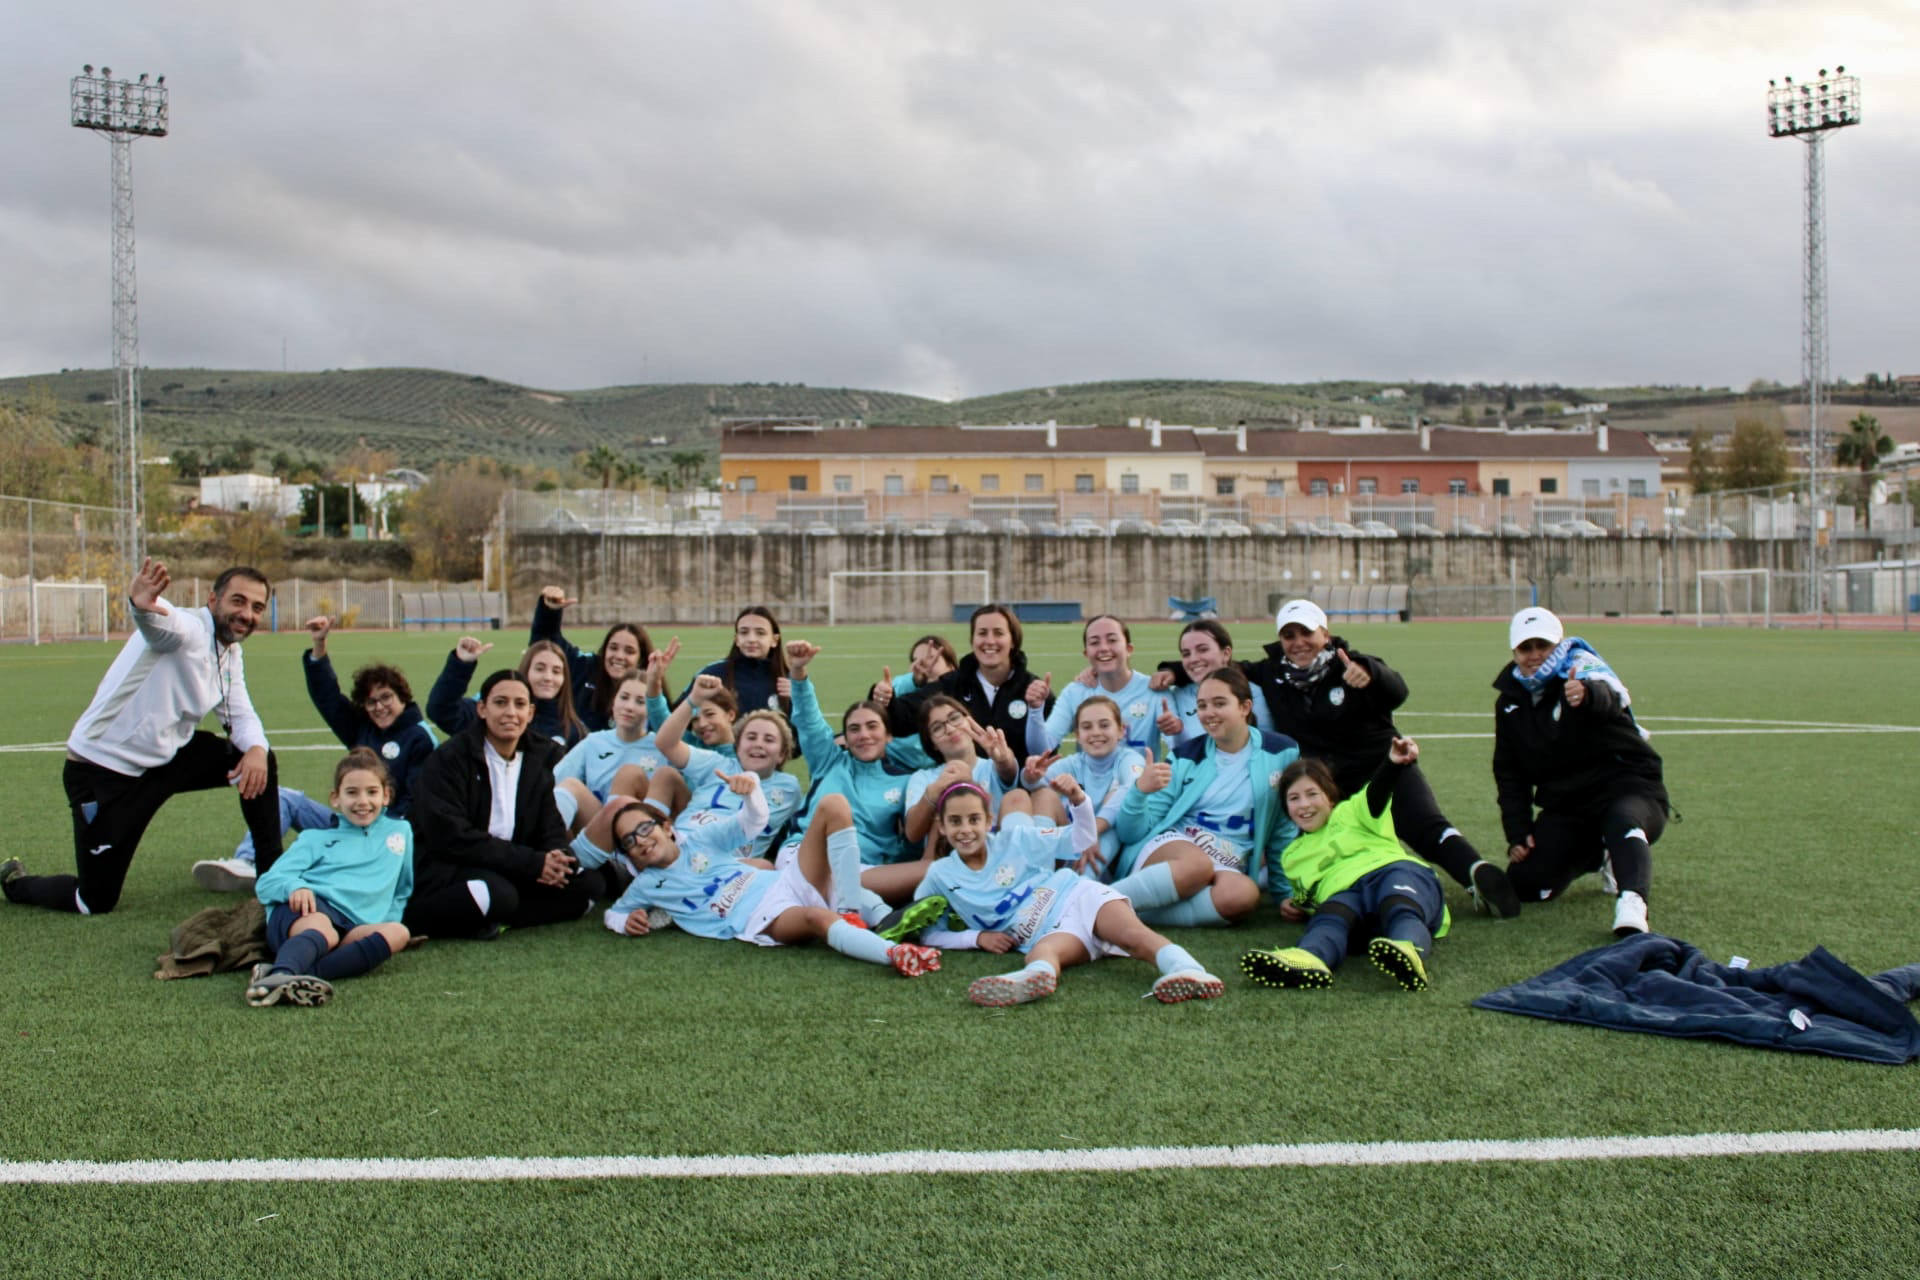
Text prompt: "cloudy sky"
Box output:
[[4, 2, 1915, 399]]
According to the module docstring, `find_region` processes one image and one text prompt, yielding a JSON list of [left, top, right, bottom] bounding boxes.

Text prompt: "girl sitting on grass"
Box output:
[[1020, 694, 1147, 879], [1240, 736, 1449, 993], [247, 747, 413, 1008], [578, 773, 940, 978], [914, 777, 1224, 1008]]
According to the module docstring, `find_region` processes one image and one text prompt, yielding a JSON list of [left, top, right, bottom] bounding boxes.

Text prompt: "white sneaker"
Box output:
[[1612, 890, 1649, 938], [193, 857, 257, 892], [1150, 970, 1226, 1004], [1598, 853, 1618, 896]]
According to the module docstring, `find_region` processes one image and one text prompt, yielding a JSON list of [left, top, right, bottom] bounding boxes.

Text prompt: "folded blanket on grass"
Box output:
[[154, 898, 268, 980], [1473, 933, 1920, 1065]]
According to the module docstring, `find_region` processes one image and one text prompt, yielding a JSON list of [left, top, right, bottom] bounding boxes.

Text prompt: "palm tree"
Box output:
[[1834, 412, 1893, 516], [581, 445, 621, 489]]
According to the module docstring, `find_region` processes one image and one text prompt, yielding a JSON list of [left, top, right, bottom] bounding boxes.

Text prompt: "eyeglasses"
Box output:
[[616, 819, 659, 853], [362, 690, 401, 708], [928, 713, 970, 734]]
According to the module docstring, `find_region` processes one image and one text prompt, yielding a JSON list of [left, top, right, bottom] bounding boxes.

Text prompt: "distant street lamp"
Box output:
[[1767, 67, 1860, 619]]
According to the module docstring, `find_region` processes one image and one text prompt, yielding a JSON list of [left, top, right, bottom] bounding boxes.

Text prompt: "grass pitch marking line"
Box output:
[[4, 1128, 1918, 1184]]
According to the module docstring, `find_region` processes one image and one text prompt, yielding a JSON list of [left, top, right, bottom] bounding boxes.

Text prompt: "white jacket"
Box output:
[[67, 598, 268, 775]]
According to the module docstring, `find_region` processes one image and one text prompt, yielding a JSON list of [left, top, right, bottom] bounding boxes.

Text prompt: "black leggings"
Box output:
[[1506, 790, 1667, 903], [403, 869, 594, 938], [6, 734, 281, 914]]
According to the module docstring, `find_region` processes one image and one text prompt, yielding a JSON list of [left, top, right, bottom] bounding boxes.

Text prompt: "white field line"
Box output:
[[1405, 711, 1920, 731], [3, 1128, 1917, 1185]]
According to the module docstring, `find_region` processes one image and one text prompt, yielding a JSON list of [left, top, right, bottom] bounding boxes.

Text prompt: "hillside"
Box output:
[[3, 366, 1891, 473]]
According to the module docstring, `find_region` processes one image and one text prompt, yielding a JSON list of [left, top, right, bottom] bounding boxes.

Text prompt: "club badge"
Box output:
[[1009, 702, 1028, 720], [381, 741, 401, 760], [1328, 687, 1346, 707], [386, 832, 406, 855]]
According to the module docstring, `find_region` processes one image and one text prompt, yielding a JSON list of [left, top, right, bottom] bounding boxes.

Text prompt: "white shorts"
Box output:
[[1138, 825, 1250, 874], [738, 863, 827, 947], [1031, 879, 1128, 961]]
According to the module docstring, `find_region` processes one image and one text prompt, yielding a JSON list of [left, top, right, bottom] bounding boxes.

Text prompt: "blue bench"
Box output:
[[399, 591, 506, 630], [952, 600, 1083, 624], [1266, 585, 1410, 622]]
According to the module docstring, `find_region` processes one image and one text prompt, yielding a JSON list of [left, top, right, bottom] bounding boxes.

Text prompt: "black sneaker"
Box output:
[[1470, 860, 1522, 919], [874, 895, 949, 944], [0, 858, 23, 903]]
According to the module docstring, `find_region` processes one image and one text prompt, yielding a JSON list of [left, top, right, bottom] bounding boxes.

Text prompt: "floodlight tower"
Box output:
[[71, 64, 169, 576], [1767, 67, 1859, 617]]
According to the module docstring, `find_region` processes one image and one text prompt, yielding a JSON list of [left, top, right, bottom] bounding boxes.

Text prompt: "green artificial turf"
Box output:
[[1, 619, 1917, 1278]]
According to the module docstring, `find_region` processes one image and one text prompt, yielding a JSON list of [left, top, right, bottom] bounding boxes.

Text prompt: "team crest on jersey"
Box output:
[[686, 810, 723, 827], [767, 695, 781, 709], [380, 741, 400, 760], [1008, 702, 1027, 720], [1328, 687, 1346, 707], [1127, 700, 1149, 719], [884, 787, 902, 803], [1269, 771, 1283, 790], [691, 852, 711, 873], [993, 863, 1019, 887], [386, 832, 406, 855], [1127, 760, 1144, 780]]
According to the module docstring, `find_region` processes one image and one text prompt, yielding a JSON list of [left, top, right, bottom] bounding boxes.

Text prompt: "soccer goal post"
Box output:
[[1694, 568, 1772, 629], [827, 569, 991, 627], [1, 580, 112, 644]]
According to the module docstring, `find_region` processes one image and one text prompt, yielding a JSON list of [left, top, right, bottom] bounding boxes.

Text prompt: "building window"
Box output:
[[788, 475, 807, 492], [1492, 478, 1510, 496], [1121, 474, 1140, 495], [1540, 477, 1558, 494], [884, 475, 904, 496], [1216, 476, 1236, 496], [1074, 474, 1094, 493], [1356, 477, 1378, 495], [738, 476, 757, 493], [1266, 478, 1285, 496], [1171, 473, 1190, 491], [1025, 474, 1044, 492], [1448, 478, 1468, 496], [981, 474, 999, 492], [1401, 478, 1420, 494], [1309, 478, 1329, 496], [931, 475, 951, 493], [832, 475, 851, 493], [1582, 478, 1601, 498], [1629, 478, 1648, 498]]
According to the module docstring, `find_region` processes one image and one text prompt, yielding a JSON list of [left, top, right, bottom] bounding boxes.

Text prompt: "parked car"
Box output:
[[1452, 519, 1492, 537], [1496, 521, 1531, 538], [1110, 517, 1154, 535], [1064, 518, 1105, 537], [757, 520, 792, 535], [714, 521, 759, 536], [991, 517, 1029, 534], [802, 522, 839, 537], [1313, 520, 1365, 539], [950, 518, 990, 534], [1203, 519, 1252, 537], [1032, 520, 1067, 537], [1354, 520, 1400, 539], [1157, 518, 1203, 537], [1253, 521, 1289, 537], [1406, 521, 1445, 538], [1558, 518, 1610, 539], [843, 520, 882, 536]]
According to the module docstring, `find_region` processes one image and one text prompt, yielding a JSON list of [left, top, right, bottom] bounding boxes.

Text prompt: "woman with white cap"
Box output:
[[1493, 607, 1668, 937], [1241, 599, 1522, 918]]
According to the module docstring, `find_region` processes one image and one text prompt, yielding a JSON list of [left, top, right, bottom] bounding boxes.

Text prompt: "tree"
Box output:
[[669, 449, 708, 489], [397, 458, 507, 580], [580, 445, 621, 489], [172, 447, 204, 482], [1687, 427, 1720, 495], [1719, 418, 1792, 492], [219, 509, 287, 579], [1833, 411, 1893, 513]]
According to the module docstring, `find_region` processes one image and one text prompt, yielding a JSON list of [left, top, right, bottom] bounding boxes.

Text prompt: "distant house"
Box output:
[[199, 473, 301, 517]]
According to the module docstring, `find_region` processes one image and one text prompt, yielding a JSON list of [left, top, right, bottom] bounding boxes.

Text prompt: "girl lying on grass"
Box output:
[[914, 777, 1224, 1008], [1240, 736, 1449, 993], [247, 748, 413, 1008], [575, 773, 940, 978]]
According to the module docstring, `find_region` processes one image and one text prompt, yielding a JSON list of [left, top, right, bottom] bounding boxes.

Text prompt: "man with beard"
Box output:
[[2, 559, 283, 915]]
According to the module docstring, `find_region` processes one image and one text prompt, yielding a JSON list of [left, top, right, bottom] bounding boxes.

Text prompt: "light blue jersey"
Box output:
[[255, 812, 413, 927], [912, 805, 1097, 952], [554, 729, 669, 800], [905, 756, 1010, 814], [1038, 671, 1162, 760], [788, 676, 918, 863], [680, 744, 802, 857], [606, 795, 775, 941], [1039, 745, 1146, 876]]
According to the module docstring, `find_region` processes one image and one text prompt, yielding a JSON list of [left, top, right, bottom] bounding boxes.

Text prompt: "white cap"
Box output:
[[1508, 607, 1564, 649], [1275, 599, 1328, 634]]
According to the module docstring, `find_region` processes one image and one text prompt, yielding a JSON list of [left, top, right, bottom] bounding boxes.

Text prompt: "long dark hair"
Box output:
[[917, 694, 977, 761], [927, 779, 993, 862], [520, 640, 587, 744], [724, 606, 790, 715], [968, 603, 1029, 672], [592, 623, 653, 721]]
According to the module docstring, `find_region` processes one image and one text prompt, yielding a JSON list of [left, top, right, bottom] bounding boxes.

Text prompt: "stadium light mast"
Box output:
[[71, 64, 169, 578], [1767, 66, 1859, 620]]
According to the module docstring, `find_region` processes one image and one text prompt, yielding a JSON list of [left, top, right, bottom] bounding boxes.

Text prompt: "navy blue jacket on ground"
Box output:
[[1473, 933, 1920, 1065]]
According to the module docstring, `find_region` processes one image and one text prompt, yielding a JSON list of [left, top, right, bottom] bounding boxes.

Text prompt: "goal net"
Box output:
[[0, 579, 111, 644], [827, 570, 991, 627], [1693, 568, 1773, 628]]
